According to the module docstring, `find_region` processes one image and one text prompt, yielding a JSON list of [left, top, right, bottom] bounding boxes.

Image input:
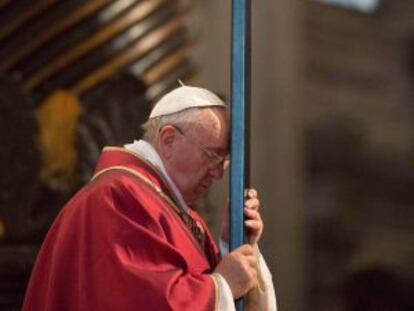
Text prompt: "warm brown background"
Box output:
[[1, 0, 414, 310]]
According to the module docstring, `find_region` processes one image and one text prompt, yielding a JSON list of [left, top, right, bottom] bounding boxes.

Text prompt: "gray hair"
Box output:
[[141, 106, 227, 143]]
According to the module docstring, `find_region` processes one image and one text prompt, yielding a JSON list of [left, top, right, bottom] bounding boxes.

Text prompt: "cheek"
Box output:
[[175, 153, 200, 175], [181, 157, 209, 185], [177, 147, 201, 168], [171, 145, 209, 186], [185, 159, 208, 180]]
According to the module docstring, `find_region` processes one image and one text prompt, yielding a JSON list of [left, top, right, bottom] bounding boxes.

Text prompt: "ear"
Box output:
[[157, 125, 178, 159]]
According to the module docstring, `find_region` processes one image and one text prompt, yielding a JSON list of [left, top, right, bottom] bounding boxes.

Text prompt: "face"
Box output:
[[157, 108, 229, 204]]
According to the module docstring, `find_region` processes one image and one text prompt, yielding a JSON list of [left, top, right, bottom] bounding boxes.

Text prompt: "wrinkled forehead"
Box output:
[[195, 107, 229, 134], [192, 108, 229, 150]]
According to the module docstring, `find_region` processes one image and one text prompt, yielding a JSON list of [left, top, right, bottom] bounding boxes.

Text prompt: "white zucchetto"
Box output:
[[149, 85, 226, 118]]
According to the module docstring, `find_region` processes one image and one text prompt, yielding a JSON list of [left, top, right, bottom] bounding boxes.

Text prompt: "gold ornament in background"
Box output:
[[37, 90, 82, 190]]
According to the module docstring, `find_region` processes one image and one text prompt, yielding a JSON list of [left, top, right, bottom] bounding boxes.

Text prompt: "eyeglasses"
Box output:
[[173, 125, 229, 169]]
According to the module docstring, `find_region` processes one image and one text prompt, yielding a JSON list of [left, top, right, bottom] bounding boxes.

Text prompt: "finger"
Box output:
[[244, 219, 262, 230], [245, 255, 258, 269], [247, 265, 258, 281], [237, 244, 254, 255], [244, 208, 260, 219], [242, 252, 258, 263], [244, 198, 260, 210], [251, 266, 258, 280], [247, 188, 257, 199], [250, 270, 259, 289]]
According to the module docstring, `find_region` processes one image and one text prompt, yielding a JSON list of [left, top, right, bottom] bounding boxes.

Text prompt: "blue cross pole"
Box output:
[[230, 0, 251, 310]]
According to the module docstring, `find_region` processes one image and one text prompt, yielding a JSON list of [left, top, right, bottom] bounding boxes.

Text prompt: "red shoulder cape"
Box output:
[[23, 147, 220, 311]]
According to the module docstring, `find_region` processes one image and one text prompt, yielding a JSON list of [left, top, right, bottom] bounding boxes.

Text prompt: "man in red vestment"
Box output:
[[23, 85, 276, 311]]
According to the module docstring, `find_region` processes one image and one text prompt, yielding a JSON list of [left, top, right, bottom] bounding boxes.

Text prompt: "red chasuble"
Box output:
[[23, 147, 220, 311]]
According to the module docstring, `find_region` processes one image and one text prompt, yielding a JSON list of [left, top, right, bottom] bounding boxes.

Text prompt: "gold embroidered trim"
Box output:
[[210, 274, 219, 311], [101, 146, 185, 207], [91, 165, 180, 214]]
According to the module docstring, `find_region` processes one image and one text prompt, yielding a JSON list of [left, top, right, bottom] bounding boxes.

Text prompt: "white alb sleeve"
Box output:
[[210, 273, 236, 311], [245, 247, 277, 311], [219, 239, 277, 311]]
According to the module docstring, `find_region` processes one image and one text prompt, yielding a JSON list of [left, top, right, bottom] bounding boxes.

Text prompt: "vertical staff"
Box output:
[[230, 0, 251, 310]]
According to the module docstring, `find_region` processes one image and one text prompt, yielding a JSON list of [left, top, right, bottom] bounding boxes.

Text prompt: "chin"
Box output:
[[185, 190, 207, 205], [183, 193, 198, 205]]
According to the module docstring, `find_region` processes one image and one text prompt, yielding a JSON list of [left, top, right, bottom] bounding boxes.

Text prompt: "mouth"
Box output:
[[199, 181, 211, 192]]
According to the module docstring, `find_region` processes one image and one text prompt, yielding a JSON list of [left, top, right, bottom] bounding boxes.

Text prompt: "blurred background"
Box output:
[[1, 0, 414, 310]]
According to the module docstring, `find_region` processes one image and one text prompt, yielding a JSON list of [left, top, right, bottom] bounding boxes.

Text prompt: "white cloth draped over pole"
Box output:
[[230, 0, 251, 310]]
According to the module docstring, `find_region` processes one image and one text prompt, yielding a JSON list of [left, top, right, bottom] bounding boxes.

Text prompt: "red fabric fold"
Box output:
[[23, 148, 220, 311]]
